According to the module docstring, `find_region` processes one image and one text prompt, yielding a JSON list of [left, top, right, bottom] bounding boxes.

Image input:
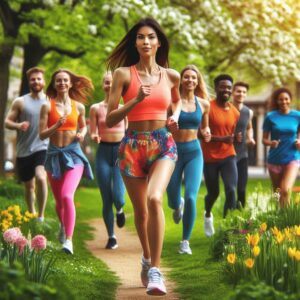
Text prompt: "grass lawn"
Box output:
[[0, 176, 282, 299]]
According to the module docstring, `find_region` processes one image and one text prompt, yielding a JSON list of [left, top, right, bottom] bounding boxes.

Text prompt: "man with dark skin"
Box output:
[[201, 74, 241, 237]]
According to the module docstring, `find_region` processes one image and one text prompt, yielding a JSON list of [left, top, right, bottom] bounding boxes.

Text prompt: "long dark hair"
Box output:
[[46, 69, 94, 104], [106, 17, 169, 71], [269, 87, 292, 111], [180, 65, 209, 100]]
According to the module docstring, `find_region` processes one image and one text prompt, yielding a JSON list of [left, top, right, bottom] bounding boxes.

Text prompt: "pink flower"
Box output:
[[31, 235, 47, 251], [3, 227, 22, 244], [16, 236, 28, 255]]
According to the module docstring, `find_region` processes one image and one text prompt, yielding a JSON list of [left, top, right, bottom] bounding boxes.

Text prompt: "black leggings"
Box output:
[[237, 157, 248, 208], [204, 156, 237, 218]]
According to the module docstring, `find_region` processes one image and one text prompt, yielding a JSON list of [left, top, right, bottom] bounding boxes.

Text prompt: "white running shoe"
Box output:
[[204, 212, 215, 237], [178, 240, 192, 255], [173, 197, 184, 224], [140, 256, 151, 287], [146, 267, 167, 296], [62, 239, 73, 255], [58, 224, 66, 244]]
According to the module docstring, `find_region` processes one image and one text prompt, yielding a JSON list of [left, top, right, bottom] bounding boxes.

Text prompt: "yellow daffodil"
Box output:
[[252, 246, 260, 257], [23, 217, 29, 223], [294, 193, 300, 204], [227, 253, 236, 264], [288, 247, 296, 259], [271, 226, 280, 236], [246, 233, 260, 247], [244, 258, 255, 269], [294, 225, 300, 237], [295, 250, 300, 261], [284, 228, 293, 241], [260, 223, 267, 232], [275, 232, 285, 244]]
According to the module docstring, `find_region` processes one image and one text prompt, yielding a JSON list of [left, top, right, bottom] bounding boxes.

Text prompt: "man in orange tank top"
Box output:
[[201, 74, 240, 237]]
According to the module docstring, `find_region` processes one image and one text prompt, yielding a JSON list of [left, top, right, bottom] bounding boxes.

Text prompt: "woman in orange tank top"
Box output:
[[106, 17, 182, 296], [39, 69, 94, 255]]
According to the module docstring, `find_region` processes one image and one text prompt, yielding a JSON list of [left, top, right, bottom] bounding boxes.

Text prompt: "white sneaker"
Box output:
[[173, 197, 184, 224], [146, 267, 167, 296], [58, 224, 66, 244], [204, 212, 215, 237], [140, 256, 151, 287], [62, 239, 73, 255], [178, 240, 192, 255]]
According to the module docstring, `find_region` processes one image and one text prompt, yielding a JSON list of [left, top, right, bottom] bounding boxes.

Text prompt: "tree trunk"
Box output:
[[20, 35, 47, 95], [0, 42, 15, 177]]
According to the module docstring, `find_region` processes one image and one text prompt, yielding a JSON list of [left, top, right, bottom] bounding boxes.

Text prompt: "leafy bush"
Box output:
[[0, 180, 23, 201]]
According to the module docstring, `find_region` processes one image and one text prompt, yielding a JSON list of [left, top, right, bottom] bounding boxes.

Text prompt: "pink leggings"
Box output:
[[48, 165, 84, 237]]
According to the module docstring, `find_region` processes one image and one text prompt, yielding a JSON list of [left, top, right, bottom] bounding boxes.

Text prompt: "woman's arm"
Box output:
[[76, 102, 87, 142], [39, 103, 66, 140], [89, 103, 101, 143], [262, 131, 279, 148], [106, 68, 149, 128], [199, 99, 211, 142]]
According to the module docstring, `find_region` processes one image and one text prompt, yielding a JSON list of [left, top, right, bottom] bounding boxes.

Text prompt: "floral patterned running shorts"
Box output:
[[118, 127, 177, 178]]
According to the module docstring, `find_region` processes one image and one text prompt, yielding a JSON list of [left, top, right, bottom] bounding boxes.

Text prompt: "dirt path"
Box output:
[[86, 219, 180, 300]]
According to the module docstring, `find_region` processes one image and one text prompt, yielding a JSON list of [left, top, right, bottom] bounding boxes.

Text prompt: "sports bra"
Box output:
[[97, 103, 125, 136], [47, 99, 78, 131], [178, 96, 202, 129], [122, 65, 172, 122]]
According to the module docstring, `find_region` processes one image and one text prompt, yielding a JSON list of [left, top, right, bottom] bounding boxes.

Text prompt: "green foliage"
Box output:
[[230, 280, 300, 300], [0, 180, 23, 201]]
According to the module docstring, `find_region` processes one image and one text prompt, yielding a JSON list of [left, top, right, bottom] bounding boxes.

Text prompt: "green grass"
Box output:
[[2, 177, 294, 299]]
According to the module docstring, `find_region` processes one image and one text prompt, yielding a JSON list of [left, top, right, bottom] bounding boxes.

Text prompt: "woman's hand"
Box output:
[[56, 115, 67, 128], [201, 128, 211, 142], [91, 133, 101, 144], [75, 132, 84, 143], [136, 85, 151, 102], [166, 115, 179, 133], [270, 139, 280, 148]]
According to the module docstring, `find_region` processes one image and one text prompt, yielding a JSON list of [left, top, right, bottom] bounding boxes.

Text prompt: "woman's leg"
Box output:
[[59, 165, 84, 239], [147, 159, 175, 267], [182, 148, 203, 241], [122, 175, 150, 258], [280, 162, 299, 207], [95, 145, 115, 237]]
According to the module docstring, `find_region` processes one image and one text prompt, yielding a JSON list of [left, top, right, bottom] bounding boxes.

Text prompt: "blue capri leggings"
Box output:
[[167, 140, 203, 240], [95, 142, 125, 237]]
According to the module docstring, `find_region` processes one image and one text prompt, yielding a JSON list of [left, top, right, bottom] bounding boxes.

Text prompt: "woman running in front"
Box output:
[[40, 69, 94, 255], [106, 18, 181, 296], [89, 72, 127, 250], [167, 65, 211, 255], [263, 87, 300, 207]]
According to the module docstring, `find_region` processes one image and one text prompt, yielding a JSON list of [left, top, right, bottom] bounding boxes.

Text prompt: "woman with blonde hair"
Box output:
[[167, 65, 210, 255], [40, 69, 94, 255]]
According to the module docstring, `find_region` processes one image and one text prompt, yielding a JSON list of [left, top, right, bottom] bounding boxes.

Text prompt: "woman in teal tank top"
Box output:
[[167, 65, 211, 255]]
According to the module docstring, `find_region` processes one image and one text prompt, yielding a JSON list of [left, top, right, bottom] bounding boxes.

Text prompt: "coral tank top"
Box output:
[[122, 65, 173, 121]]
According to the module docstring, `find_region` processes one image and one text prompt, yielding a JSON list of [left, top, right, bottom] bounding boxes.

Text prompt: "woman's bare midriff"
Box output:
[[127, 120, 166, 132], [49, 130, 77, 147], [101, 132, 124, 143], [172, 129, 198, 142]]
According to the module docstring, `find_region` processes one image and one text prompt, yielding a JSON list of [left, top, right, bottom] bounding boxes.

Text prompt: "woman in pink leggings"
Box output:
[[39, 69, 94, 254]]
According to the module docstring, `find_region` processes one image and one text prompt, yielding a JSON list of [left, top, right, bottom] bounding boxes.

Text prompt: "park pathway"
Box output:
[[86, 219, 180, 300]]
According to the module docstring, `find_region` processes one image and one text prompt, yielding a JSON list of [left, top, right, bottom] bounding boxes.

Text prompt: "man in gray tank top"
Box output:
[[5, 67, 49, 221], [233, 82, 255, 208]]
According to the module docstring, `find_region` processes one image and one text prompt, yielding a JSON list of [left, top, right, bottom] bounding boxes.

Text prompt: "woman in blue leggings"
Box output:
[[89, 72, 127, 249], [167, 65, 210, 254]]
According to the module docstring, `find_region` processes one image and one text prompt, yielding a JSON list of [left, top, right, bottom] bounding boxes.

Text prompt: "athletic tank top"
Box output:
[[97, 102, 125, 137], [17, 93, 49, 157], [234, 105, 250, 161], [47, 99, 78, 131], [178, 97, 202, 129], [122, 65, 172, 121]]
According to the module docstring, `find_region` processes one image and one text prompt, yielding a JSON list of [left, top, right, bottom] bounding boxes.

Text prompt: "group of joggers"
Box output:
[[5, 17, 300, 296]]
